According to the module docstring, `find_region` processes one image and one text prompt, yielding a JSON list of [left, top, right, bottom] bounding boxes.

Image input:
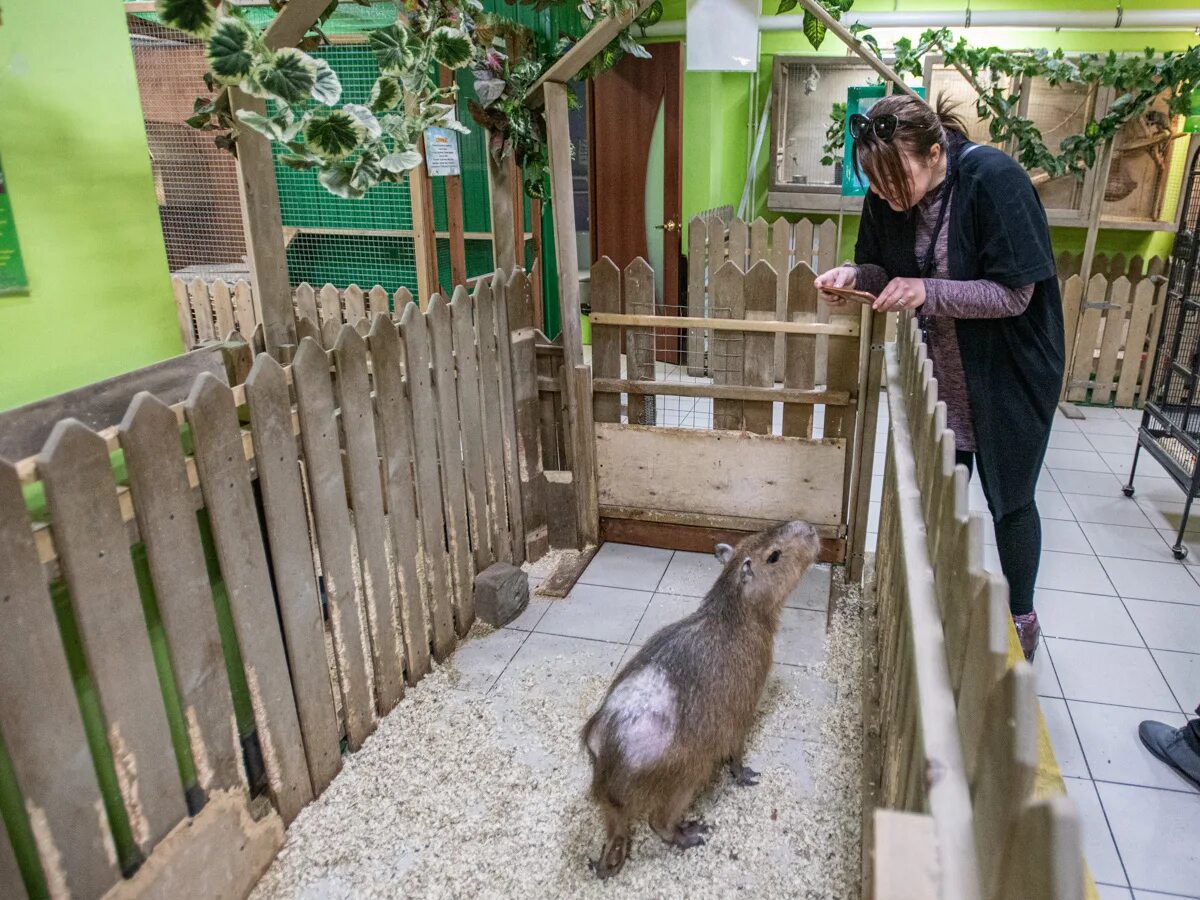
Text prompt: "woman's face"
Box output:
[[870, 143, 944, 212]]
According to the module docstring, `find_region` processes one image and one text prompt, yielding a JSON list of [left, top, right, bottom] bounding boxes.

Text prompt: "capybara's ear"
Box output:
[[715, 543, 734, 563]]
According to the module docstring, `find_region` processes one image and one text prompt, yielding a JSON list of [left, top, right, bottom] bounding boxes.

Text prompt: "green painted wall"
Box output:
[[660, 0, 1196, 264], [0, 0, 181, 412]]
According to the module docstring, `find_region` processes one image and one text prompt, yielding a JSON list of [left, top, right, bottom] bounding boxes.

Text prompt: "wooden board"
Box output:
[[173, 276, 196, 349], [343, 284, 365, 324], [295, 283, 319, 323], [595, 423, 846, 525], [623, 257, 657, 425], [728, 218, 749, 271], [37, 420, 187, 855], [1067, 274, 1108, 402], [471, 282, 514, 566], [742, 261, 778, 434], [233, 280, 257, 334], [211, 280, 237, 339], [590, 257, 622, 424], [572, 364, 600, 545], [599, 515, 845, 562], [450, 288, 493, 569], [589, 378, 848, 405], [525, 0, 653, 103], [242, 356, 342, 796], [318, 284, 341, 328], [398, 305, 458, 658], [872, 810, 939, 900], [1058, 275, 1084, 398], [491, 271, 526, 563], [784, 263, 820, 437], [686, 218, 707, 376], [368, 285, 390, 317], [485, 133, 517, 273], [185, 375, 314, 823], [118, 394, 243, 801], [289, 341, 377, 751], [505, 272, 549, 561], [1091, 276, 1130, 404], [770, 218, 792, 382], [0, 460, 119, 896], [190, 278, 216, 343], [1116, 278, 1156, 407], [427, 296, 476, 635], [535, 544, 599, 598], [711, 262, 745, 430], [333, 327, 407, 713]]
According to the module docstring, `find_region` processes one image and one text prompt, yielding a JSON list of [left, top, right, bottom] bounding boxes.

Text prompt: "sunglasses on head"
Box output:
[[849, 113, 912, 142]]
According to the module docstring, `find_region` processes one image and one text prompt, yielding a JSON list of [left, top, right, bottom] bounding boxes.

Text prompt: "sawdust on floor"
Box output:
[[251, 585, 866, 900]]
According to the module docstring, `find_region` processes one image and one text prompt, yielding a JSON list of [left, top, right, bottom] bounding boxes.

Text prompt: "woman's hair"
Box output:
[[852, 92, 968, 210]]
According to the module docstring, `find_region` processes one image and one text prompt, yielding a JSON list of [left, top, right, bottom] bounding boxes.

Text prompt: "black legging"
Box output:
[[956, 450, 1040, 617]]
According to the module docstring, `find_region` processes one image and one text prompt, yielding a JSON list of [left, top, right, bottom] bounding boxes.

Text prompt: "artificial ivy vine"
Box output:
[[161, 0, 659, 200], [781, 0, 1200, 184]]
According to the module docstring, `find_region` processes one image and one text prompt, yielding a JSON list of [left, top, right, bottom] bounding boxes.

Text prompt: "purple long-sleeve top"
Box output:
[[853, 183, 1036, 451]]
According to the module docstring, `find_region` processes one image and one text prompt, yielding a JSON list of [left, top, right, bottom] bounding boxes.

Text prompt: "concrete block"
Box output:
[[474, 563, 529, 627]]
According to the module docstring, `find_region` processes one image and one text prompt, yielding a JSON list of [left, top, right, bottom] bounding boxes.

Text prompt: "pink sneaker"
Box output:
[[1013, 611, 1041, 662]]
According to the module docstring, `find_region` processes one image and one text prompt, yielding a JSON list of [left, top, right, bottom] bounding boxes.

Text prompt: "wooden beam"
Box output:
[[600, 516, 845, 562], [410, 132, 441, 303], [440, 67, 468, 289], [260, 0, 332, 51], [526, 0, 656, 107], [589, 312, 861, 337], [486, 130, 518, 273], [795, 0, 919, 99], [587, 378, 852, 406]]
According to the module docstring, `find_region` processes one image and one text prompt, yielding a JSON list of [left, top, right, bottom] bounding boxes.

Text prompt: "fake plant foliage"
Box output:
[[162, 0, 658, 200]]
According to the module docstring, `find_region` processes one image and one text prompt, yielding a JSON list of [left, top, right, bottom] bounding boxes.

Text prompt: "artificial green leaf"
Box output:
[[430, 26, 474, 70], [369, 76, 402, 112], [379, 150, 423, 173], [206, 17, 257, 84], [235, 108, 302, 142], [157, 0, 216, 36], [319, 161, 367, 199], [311, 59, 342, 105], [253, 48, 318, 104], [776, 0, 799, 13], [803, 11, 826, 49], [305, 109, 364, 160], [351, 154, 383, 191], [618, 31, 652, 60], [344, 104, 383, 139], [369, 24, 414, 75]]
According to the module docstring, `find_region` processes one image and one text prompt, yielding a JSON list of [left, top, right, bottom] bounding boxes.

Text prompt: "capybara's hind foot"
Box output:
[[731, 763, 760, 787], [674, 820, 711, 849], [590, 836, 630, 879]]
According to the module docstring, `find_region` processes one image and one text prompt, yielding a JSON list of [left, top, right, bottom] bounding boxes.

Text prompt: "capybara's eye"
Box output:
[[767, 550, 781, 564]]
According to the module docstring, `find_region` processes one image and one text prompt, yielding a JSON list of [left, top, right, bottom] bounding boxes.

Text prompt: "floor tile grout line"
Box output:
[[1062, 774, 1135, 890], [1115, 593, 1192, 718]]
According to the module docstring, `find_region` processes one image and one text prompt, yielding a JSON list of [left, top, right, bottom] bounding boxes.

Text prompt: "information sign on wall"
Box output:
[[0, 156, 29, 296], [423, 127, 462, 177]]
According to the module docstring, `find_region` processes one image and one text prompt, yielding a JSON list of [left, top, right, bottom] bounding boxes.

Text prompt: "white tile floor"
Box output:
[[864, 401, 1200, 897]]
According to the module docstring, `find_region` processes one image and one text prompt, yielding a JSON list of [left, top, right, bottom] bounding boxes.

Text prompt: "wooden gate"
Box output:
[[586, 246, 885, 579]]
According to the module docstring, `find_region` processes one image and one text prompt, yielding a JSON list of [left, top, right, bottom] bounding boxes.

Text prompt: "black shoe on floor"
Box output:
[[1138, 719, 1200, 792]]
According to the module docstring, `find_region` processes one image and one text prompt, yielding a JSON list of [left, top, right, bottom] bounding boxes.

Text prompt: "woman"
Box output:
[[815, 94, 1064, 662]]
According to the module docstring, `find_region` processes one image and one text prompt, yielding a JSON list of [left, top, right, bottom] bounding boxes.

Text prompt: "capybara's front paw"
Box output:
[[590, 837, 630, 879], [674, 820, 711, 849], [734, 765, 760, 787]]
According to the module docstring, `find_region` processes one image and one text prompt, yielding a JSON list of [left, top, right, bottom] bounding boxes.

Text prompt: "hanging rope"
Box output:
[[964, 0, 972, 29], [1115, 0, 1124, 28]]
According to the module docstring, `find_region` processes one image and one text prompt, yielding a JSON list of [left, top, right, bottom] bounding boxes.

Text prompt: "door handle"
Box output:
[[655, 218, 681, 232]]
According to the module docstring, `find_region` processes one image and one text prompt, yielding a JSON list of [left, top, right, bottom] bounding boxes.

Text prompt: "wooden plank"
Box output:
[[242, 356, 342, 796], [872, 810, 939, 900], [332, 326, 406, 713], [1116, 278, 1156, 407], [742, 261, 778, 434], [485, 132, 517, 274], [211, 280, 237, 339], [711, 261, 745, 430], [824, 306, 860, 441], [398, 305, 458, 657], [37, 420, 187, 855], [410, 136, 441, 301], [1067, 274, 1108, 402], [686, 217, 707, 376], [367, 285, 390, 318], [590, 311, 858, 337], [815, 219, 838, 387], [728, 218, 749, 271], [0, 460, 120, 896], [784, 263, 820, 437], [504, 272, 550, 561], [427, 296, 476, 634], [441, 67, 469, 289], [599, 515, 844, 562], [535, 544, 600, 598], [847, 309, 888, 584], [794, 0, 921, 97], [530, 200, 545, 333], [233, 279, 257, 334], [572, 364, 600, 546], [1092, 276, 1130, 404], [289, 340, 377, 750], [471, 281, 515, 566], [189, 278, 215, 343], [600, 505, 842, 539], [295, 283, 319, 323], [624, 258, 657, 425], [1139, 278, 1167, 408], [118, 394, 243, 803], [794, 219, 815, 269], [491, 271, 526, 563], [591, 257, 622, 424], [770, 219, 792, 383], [997, 797, 1085, 900], [749, 217, 769, 265], [595, 423, 846, 525], [451, 287, 493, 568], [296, 316, 321, 348], [184, 376, 313, 823], [590, 379, 849, 405], [318, 284, 342, 328], [173, 276, 196, 349], [343, 284, 365, 325], [1059, 275, 1085, 398], [366, 315, 433, 683]]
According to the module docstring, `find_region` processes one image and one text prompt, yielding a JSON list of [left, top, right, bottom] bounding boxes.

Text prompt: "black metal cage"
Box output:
[[1124, 148, 1200, 558]]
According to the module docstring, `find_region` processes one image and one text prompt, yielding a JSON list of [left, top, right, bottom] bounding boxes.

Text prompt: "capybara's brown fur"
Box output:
[[580, 520, 821, 877]]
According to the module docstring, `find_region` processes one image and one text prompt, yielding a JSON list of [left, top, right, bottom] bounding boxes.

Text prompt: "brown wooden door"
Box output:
[[589, 41, 684, 363]]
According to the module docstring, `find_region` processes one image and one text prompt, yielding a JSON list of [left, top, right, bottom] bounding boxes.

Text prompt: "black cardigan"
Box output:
[[855, 142, 1065, 519]]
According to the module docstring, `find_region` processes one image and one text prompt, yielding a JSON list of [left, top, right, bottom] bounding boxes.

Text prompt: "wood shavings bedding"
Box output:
[[251, 585, 867, 900]]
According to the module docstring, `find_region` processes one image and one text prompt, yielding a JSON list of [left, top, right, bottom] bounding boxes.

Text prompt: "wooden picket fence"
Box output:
[[0, 272, 543, 900], [1055, 253, 1171, 408], [867, 314, 1087, 900]]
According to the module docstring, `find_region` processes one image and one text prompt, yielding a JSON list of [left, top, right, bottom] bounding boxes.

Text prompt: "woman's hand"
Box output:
[[875, 277, 926, 313], [814, 265, 857, 306]]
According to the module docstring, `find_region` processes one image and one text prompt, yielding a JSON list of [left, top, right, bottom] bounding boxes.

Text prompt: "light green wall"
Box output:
[[0, 0, 180, 413], [659, 0, 1196, 264]]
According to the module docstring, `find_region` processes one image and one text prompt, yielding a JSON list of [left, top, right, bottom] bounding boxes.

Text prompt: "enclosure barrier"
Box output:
[[867, 314, 1088, 900], [0, 272, 547, 900]]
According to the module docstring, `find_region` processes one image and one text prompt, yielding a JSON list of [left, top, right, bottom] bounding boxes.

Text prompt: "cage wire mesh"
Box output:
[[776, 61, 872, 189]]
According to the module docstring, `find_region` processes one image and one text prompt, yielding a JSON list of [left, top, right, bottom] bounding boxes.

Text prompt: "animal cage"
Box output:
[[1124, 148, 1200, 557]]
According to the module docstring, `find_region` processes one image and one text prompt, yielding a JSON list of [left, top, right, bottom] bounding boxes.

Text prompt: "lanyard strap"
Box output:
[[918, 142, 978, 278]]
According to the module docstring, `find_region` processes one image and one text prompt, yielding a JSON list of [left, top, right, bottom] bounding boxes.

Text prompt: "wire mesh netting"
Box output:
[[776, 60, 873, 190]]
